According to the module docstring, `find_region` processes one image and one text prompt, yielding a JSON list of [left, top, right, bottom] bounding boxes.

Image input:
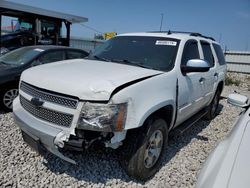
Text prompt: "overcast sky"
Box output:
[[5, 0, 250, 51]]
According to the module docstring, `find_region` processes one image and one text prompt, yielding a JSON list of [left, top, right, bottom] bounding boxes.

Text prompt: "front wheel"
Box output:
[[0, 88, 19, 112], [120, 117, 168, 180]]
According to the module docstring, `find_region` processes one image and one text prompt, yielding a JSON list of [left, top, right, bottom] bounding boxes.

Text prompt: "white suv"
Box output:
[[13, 31, 226, 180]]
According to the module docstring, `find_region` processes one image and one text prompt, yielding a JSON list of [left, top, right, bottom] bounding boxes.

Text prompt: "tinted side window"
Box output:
[[181, 40, 200, 65], [66, 50, 88, 59], [212, 43, 226, 65], [201, 41, 214, 67], [39, 50, 65, 64]]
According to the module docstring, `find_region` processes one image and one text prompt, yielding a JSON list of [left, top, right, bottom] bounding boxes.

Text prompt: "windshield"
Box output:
[[0, 47, 42, 66], [89, 36, 180, 71]]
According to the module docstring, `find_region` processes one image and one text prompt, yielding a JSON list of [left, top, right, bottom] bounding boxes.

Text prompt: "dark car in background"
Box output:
[[0, 45, 88, 111]]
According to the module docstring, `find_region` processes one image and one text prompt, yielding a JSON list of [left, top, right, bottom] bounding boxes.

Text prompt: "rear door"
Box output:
[[200, 41, 216, 105], [212, 43, 227, 89]]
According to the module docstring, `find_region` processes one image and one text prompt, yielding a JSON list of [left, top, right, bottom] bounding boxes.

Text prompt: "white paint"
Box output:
[[21, 59, 162, 101], [111, 72, 177, 129], [89, 80, 115, 94]]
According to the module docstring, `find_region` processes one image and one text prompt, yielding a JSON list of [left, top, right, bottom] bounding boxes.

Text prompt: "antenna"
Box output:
[[159, 13, 164, 31]]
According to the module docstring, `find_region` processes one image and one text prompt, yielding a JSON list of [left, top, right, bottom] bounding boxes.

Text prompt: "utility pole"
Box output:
[[160, 13, 164, 31], [219, 33, 222, 43]]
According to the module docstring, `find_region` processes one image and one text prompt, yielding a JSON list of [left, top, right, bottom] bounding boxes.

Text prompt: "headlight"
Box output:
[[77, 102, 127, 132]]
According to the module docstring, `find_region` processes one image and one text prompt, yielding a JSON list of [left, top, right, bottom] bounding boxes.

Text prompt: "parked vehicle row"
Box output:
[[12, 31, 227, 180], [0, 45, 88, 111]]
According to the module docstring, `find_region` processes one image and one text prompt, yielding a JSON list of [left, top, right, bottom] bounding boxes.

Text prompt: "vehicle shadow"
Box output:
[[0, 110, 6, 115], [43, 104, 224, 184]]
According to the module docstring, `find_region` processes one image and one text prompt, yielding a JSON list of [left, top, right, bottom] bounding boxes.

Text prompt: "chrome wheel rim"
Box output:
[[144, 130, 163, 169], [3, 89, 18, 109]]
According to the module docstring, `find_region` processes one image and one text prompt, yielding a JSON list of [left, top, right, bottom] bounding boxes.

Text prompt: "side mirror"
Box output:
[[227, 93, 249, 108], [181, 59, 210, 73]]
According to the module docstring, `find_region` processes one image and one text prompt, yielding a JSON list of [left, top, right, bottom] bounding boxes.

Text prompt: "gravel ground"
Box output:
[[0, 85, 249, 188]]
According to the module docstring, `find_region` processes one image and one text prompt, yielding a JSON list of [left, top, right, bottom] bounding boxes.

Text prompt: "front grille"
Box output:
[[20, 82, 78, 109], [20, 95, 73, 127]]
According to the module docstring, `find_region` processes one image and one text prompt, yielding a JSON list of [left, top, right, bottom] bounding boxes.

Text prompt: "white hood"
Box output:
[[21, 59, 162, 101]]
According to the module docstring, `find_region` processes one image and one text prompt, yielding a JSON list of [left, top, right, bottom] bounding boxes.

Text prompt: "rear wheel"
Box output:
[[204, 89, 220, 120], [0, 87, 19, 112], [120, 117, 168, 180]]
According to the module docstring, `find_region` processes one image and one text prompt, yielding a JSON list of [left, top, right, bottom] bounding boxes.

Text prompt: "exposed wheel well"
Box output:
[[217, 81, 224, 94], [125, 105, 173, 139], [150, 106, 173, 129]]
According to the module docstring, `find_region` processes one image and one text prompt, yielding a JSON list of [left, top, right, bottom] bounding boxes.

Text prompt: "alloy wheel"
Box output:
[[3, 89, 19, 109], [144, 130, 163, 168]]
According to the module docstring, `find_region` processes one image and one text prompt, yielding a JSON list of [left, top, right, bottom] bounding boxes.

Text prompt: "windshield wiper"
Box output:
[[111, 59, 158, 70], [92, 55, 110, 62]]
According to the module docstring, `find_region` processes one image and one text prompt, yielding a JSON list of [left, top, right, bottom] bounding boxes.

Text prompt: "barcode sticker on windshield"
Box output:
[[34, 48, 45, 52], [155, 41, 177, 46]]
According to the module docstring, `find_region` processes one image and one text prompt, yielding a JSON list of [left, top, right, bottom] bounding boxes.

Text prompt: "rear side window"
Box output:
[[212, 43, 226, 65], [66, 50, 88, 59], [201, 41, 214, 67], [181, 40, 200, 65], [39, 50, 65, 64]]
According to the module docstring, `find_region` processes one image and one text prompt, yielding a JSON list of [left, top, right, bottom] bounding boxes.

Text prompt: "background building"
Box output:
[[225, 51, 250, 74]]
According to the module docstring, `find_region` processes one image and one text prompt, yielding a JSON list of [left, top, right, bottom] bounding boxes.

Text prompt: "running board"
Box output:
[[170, 108, 208, 136]]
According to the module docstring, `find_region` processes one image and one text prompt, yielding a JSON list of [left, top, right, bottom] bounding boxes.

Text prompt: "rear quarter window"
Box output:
[[212, 43, 226, 65], [201, 41, 214, 67]]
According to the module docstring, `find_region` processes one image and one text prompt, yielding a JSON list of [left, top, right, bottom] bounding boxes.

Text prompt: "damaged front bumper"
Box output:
[[13, 97, 77, 164], [13, 97, 127, 164]]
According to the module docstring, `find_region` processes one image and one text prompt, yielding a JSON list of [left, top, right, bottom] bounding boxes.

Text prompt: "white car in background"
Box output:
[[196, 93, 250, 188]]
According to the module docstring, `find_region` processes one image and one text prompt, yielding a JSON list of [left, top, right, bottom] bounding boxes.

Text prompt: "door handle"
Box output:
[[199, 77, 205, 84], [214, 73, 218, 81]]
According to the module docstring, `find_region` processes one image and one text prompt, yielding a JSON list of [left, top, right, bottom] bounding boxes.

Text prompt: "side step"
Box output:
[[170, 108, 208, 136]]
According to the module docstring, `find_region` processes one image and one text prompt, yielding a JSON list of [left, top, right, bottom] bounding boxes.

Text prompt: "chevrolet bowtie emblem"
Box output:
[[31, 97, 44, 108]]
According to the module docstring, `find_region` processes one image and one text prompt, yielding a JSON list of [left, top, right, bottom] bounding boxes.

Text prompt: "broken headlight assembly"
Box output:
[[77, 102, 127, 132]]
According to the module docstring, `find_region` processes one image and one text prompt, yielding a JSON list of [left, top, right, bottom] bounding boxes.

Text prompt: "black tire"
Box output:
[[120, 117, 168, 180], [0, 87, 19, 112], [204, 89, 220, 120]]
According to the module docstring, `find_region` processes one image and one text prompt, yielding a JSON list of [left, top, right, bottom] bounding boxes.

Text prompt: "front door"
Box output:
[[176, 40, 204, 125]]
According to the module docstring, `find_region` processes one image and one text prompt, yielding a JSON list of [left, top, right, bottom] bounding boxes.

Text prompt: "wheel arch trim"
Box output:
[[138, 100, 175, 129]]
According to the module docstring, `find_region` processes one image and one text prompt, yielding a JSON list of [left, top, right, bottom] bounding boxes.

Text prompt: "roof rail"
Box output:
[[148, 30, 215, 41]]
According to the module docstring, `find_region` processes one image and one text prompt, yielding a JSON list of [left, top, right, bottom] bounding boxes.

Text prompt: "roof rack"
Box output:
[[148, 30, 215, 41]]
